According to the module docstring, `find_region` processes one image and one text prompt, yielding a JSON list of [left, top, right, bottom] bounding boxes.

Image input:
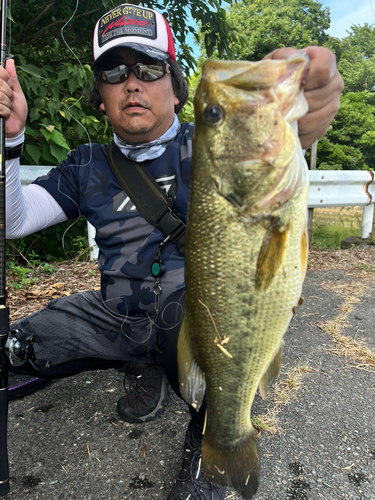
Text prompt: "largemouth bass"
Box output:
[[177, 54, 310, 499]]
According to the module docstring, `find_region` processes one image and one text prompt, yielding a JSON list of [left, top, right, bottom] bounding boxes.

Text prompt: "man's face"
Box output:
[[98, 48, 179, 143]]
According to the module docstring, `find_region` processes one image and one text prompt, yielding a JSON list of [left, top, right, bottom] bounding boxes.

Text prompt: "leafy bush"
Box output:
[[17, 59, 112, 166], [6, 216, 90, 265]]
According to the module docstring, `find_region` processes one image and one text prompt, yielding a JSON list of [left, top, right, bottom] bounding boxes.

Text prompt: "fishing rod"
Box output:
[[0, 2, 52, 491], [0, 0, 10, 493]]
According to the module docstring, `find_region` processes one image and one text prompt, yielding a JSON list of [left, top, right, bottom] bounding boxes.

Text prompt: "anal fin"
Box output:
[[177, 316, 206, 411], [259, 342, 283, 399]]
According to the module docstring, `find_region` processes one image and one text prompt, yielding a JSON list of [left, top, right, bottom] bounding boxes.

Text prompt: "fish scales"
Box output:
[[178, 55, 310, 499]]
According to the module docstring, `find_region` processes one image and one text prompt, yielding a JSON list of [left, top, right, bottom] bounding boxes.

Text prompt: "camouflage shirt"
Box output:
[[33, 122, 194, 317]]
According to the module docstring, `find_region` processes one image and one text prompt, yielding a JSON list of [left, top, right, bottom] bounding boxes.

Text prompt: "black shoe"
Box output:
[[167, 423, 227, 500], [117, 362, 169, 423]]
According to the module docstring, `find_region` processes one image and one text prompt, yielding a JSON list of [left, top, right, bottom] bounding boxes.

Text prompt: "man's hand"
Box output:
[[0, 58, 28, 138], [264, 46, 344, 149]]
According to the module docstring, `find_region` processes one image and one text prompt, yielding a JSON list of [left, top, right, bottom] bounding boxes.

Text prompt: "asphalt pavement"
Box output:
[[2, 263, 375, 500]]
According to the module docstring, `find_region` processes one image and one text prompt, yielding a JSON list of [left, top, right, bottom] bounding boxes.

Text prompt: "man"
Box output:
[[0, 3, 343, 499]]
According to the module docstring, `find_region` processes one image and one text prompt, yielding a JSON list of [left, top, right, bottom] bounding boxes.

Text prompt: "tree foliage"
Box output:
[[7, 0, 232, 72], [17, 58, 110, 165], [311, 92, 375, 171], [309, 24, 375, 171], [226, 0, 330, 61], [219, 4, 375, 172], [333, 24, 375, 93]]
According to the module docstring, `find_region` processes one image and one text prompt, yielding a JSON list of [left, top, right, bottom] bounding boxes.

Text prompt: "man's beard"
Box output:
[[118, 97, 155, 139], [121, 123, 155, 137]]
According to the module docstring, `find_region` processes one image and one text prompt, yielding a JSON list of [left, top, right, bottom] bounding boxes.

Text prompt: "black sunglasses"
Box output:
[[98, 61, 171, 85]]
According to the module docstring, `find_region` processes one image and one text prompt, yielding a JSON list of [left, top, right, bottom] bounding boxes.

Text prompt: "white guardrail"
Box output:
[[20, 167, 375, 260], [308, 170, 375, 239]]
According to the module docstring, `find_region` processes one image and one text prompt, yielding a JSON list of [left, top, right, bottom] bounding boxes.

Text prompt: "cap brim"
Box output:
[[91, 42, 169, 69]]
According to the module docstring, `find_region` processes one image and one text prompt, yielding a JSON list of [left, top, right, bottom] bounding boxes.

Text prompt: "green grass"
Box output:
[[6, 262, 38, 290], [6, 261, 58, 290], [251, 415, 277, 434], [311, 207, 365, 250]]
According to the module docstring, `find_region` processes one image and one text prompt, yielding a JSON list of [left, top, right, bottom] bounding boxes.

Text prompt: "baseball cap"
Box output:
[[92, 3, 176, 69]]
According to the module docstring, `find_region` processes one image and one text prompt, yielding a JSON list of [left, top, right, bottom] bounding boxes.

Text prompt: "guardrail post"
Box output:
[[361, 204, 375, 239], [307, 140, 318, 245], [87, 222, 99, 261]]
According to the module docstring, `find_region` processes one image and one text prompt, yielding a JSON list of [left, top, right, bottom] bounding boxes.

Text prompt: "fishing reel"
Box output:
[[5, 329, 51, 372]]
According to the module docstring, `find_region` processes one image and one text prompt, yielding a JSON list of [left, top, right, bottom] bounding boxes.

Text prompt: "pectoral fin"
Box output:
[[177, 316, 206, 411], [255, 221, 289, 291], [259, 342, 283, 399]]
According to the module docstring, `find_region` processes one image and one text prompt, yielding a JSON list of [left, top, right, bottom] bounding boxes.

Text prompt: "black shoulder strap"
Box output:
[[107, 144, 186, 254]]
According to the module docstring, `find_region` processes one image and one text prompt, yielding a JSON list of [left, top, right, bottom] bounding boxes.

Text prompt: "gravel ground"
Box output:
[[2, 249, 375, 500]]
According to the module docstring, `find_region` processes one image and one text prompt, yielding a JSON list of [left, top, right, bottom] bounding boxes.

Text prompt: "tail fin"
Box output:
[[202, 427, 260, 499]]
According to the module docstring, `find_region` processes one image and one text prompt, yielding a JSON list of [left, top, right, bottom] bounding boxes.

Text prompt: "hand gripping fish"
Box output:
[[177, 54, 310, 499]]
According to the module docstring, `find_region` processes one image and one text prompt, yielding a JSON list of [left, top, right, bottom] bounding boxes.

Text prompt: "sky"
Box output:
[[324, 0, 375, 38]]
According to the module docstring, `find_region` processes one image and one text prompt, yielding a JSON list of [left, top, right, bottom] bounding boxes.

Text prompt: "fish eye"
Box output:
[[203, 104, 224, 125]]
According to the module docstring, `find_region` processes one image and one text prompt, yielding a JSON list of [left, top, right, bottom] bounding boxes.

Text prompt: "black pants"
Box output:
[[10, 288, 206, 430]]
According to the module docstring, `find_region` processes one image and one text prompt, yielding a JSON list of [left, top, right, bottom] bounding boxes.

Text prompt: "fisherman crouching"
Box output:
[[0, 4, 344, 499]]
